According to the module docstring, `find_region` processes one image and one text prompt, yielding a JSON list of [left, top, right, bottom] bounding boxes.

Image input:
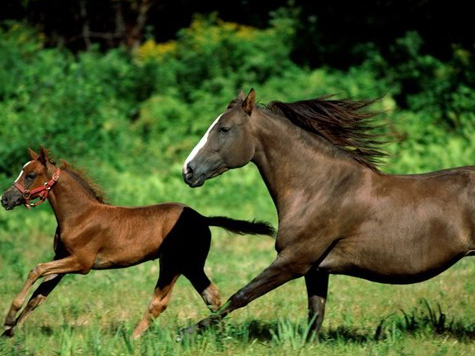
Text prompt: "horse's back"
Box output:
[[89, 202, 207, 269]]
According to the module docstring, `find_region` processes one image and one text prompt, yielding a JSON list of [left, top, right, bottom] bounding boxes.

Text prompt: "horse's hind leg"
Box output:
[[184, 268, 222, 312], [304, 269, 328, 336], [131, 259, 180, 339], [2, 274, 65, 337], [183, 220, 221, 311]]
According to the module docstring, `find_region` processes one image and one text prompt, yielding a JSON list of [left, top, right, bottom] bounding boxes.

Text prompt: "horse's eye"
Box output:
[[26, 172, 36, 180], [219, 127, 230, 134]]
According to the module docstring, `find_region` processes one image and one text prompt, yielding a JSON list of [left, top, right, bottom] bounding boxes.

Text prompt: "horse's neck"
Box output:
[[47, 171, 98, 224], [251, 110, 365, 215]]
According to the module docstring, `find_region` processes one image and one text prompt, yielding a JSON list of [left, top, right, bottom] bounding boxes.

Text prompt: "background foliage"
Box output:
[[1, 2, 475, 355]]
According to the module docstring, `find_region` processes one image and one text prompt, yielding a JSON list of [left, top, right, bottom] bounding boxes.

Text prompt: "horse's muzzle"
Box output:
[[1, 188, 24, 210], [183, 163, 205, 187], [1, 194, 15, 210], [1, 195, 8, 209]]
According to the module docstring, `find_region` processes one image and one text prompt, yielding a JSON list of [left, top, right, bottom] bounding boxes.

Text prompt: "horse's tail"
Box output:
[[205, 216, 275, 237]]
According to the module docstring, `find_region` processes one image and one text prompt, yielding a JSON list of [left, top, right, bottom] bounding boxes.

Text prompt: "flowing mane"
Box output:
[[59, 160, 107, 203], [265, 96, 387, 171]]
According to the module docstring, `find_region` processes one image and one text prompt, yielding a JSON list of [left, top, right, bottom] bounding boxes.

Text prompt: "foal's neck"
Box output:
[[47, 169, 99, 224], [250, 109, 368, 215]]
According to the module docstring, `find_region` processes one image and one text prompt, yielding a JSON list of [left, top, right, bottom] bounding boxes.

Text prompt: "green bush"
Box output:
[[1, 17, 474, 236], [364, 31, 475, 132], [0, 32, 141, 182], [135, 13, 298, 100]]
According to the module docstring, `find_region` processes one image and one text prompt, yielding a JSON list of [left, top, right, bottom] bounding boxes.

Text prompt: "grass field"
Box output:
[[1, 160, 475, 356], [1, 166, 475, 356]]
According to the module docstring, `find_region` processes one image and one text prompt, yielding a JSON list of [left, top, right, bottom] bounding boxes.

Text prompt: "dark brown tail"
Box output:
[[205, 216, 275, 237]]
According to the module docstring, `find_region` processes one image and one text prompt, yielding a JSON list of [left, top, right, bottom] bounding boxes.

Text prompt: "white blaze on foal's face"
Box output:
[[14, 161, 33, 183], [183, 113, 224, 173]]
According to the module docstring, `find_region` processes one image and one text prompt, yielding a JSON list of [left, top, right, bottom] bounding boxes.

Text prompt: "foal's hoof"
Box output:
[[2, 328, 14, 338], [176, 325, 199, 342]]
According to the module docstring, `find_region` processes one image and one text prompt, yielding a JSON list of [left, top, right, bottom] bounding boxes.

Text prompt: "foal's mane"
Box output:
[[265, 96, 386, 171], [59, 160, 107, 203]]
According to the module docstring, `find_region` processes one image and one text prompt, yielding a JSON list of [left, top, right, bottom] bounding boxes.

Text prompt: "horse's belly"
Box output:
[[93, 240, 160, 269], [318, 238, 466, 284]]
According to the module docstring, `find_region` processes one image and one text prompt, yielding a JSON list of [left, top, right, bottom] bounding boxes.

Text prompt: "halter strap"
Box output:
[[13, 168, 61, 209]]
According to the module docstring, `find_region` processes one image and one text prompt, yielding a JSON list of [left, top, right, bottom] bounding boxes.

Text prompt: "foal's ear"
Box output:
[[39, 146, 49, 166], [242, 88, 256, 116], [28, 148, 39, 160]]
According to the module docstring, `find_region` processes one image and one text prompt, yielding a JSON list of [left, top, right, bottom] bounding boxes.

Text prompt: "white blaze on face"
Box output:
[[14, 161, 32, 183], [183, 113, 224, 172]]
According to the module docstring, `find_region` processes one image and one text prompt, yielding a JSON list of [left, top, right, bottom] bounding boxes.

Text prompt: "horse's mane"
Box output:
[[265, 96, 387, 172], [59, 160, 107, 204]]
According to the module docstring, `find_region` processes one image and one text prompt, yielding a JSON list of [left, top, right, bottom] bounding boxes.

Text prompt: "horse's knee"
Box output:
[[28, 266, 43, 281], [30, 295, 46, 309], [11, 298, 23, 311]]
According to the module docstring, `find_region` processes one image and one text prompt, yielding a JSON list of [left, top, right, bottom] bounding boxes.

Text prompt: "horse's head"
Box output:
[[1, 147, 59, 210], [183, 89, 257, 187]]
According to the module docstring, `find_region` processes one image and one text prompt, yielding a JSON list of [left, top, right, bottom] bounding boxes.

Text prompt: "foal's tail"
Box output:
[[205, 216, 275, 237]]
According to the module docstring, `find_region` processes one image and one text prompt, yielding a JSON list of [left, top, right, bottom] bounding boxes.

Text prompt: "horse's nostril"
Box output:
[[1, 196, 8, 207], [185, 164, 194, 180]]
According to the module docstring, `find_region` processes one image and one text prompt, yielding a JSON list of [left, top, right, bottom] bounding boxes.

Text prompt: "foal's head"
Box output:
[[1, 147, 56, 210], [183, 89, 257, 187]]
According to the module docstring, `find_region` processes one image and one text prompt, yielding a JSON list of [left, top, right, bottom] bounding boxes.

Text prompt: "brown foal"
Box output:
[[1, 147, 274, 338]]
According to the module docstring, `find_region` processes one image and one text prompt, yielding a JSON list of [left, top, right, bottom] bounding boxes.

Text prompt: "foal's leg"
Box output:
[[304, 269, 328, 335], [184, 269, 222, 312], [2, 274, 65, 337], [3, 256, 83, 334], [178, 251, 311, 338], [182, 219, 220, 311], [131, 260, 180, 339]]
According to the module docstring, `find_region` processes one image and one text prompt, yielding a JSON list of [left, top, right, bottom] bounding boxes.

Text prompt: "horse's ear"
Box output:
[[237, 90, 246, 101], [228, 90, 247, 109], [39, 146, 49, 165], [242, 88, 256, 115], [28, 148, 39, 160]]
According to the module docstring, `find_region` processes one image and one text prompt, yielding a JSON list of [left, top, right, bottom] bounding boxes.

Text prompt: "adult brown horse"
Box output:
[[181, 89, 475, 337], [1, 147, 274, 338]]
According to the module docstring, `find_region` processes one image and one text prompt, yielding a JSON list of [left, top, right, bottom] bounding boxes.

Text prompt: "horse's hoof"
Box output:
[[176, 325, 197, 342], [130, 331, 142, 341], [2, 328, 14, 338]]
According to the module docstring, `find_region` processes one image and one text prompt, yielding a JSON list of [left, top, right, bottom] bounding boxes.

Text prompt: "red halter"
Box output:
[[13, 168, 61, 209]]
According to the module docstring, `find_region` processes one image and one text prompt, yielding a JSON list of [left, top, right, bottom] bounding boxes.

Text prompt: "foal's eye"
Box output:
[[219, 127, 231, 134], [26, 172, 36, 180]]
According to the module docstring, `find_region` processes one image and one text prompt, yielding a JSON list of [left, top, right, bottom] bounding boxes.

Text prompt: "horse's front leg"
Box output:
[[3, 256, 84, 335], [304, 269, 328, 336], [2, 274, 65, 337], [178, 249, 312, 339]]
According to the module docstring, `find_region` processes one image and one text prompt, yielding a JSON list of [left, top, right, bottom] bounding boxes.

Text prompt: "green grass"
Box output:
[[1, 208, 475, 355], [1, 130, 475, 355]]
